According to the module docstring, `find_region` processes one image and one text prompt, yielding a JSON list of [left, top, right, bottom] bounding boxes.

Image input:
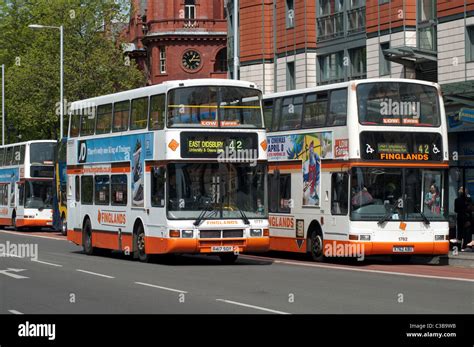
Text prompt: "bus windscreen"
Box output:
[[357, 82, 440, 127]]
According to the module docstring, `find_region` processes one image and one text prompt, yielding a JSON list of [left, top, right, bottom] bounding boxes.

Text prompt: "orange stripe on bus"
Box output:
[[0, 217, 12, 226]]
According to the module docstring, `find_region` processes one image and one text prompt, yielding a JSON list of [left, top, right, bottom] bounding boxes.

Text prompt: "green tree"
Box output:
[[0, 0, 145, 142]]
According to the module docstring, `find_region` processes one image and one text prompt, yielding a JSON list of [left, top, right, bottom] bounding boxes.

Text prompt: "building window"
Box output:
[[214, 48, 227, 72], [159, 47, 166, 74], [417, 0, 437, 51], [185, 0, 196, 19], [379, 0, 389, 4], [379, 42, 391, 76], [286, 62, 295, 91], [350, 47, 366, 79], [319, 0, 330, 16], [286, 0, 295, 29], [467, 26, 474, 62], [319, 51, 344, 84]]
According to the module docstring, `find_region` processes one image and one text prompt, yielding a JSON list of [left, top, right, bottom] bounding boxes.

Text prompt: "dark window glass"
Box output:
[[113, 100, 130, 132], [149, 94, 165, 130], [81, 175, 93, 205], [96, 104, 112, 134], [0, 148, 4, 166], [263, 99, 274, 131], [18, 183, 24, 206], [131, 97, 149, 130], [303, 92, 328, 128], [111, 175, 127, 206], [30, 142, 55, 165], [5, 147, 13, 166], [75, 176, 80, 202], [280, 96, 303, 131], [94, 175, 110, 205], [269, 173, 292, 213], [151, 166, 165, 207], [271, 98, 282, 131], [331, 172, 348, 215], [327, 88, 347, 126], [70, 114, 81, 137], [80, 112, 96, 136]]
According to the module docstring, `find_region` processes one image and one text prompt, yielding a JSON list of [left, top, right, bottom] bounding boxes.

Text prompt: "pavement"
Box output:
[[0, 229, 473, 314]]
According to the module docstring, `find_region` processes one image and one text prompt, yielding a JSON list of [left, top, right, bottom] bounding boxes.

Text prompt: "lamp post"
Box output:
[[1, 64, 4, 146], [28, 24, 64, 140]]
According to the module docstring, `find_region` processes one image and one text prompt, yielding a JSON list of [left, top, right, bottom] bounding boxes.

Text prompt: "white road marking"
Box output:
[[241, 255, 474, 283], [9, 310, 23, 315], [134, 281, 188, 294], [0, 268, 28, 279], [76, 269, 115, 279], [31, 259, 63, 267], [0, 229, 66, 241], [216, 299, 290, 315]]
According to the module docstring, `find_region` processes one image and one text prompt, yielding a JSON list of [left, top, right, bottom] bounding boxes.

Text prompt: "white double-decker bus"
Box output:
[[0, 141, 56, 229], [67, 79, 269, 263], [264, 78, 449, 261]]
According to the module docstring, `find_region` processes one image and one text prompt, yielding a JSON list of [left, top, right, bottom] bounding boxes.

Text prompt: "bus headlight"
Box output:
[[435, 235, 445, 241], [360, 235, 371, 241], [250, 229, 262, 237], [182, 230, 193, 238]]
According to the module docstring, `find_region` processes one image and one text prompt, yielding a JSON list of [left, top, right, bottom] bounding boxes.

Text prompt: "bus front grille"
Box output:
[[199, 229, 244, 239]]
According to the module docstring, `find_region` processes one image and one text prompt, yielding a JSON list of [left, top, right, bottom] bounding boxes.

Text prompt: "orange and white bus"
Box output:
[[0, 140, 56, 229], [67, 79, 269, 264], [263, 78, 449, 261]]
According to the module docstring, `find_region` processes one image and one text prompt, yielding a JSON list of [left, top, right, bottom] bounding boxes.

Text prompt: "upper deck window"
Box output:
[[357, 82, 440, 127], [167, 86, 263, 128], [30, 142, 55, 165]]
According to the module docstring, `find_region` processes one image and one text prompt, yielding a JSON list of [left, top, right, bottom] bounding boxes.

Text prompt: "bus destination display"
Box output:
[[180, 132, 258, 159]]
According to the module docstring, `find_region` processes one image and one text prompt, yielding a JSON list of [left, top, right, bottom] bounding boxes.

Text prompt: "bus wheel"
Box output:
[[83, 219, 94, 255], [60, 215, 67, 236], [309, 230, 325, 262], [136, 223, 150, 263], [219, 253, 238, 265]]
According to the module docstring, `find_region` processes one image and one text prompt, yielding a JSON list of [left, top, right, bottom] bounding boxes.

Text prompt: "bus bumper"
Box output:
[[323, 240, 449, 256], [16, 219, 53, 228], [145, 237, 270, 254]]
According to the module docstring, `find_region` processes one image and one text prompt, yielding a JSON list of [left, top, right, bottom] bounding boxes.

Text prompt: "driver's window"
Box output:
[[331, 172, 348, 215], [151, 166, 165, 207]]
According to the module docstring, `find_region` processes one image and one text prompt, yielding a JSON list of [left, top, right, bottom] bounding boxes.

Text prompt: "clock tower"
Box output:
[[125, 0, 228, 85]]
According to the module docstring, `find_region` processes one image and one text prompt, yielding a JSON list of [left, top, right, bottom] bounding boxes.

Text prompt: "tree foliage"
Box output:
[[0, 0, 145, 142]]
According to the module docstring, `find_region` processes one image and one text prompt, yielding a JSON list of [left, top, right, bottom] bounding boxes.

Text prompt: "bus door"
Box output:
[[330, 172, 349, 231], [16, 182, 24, 219]]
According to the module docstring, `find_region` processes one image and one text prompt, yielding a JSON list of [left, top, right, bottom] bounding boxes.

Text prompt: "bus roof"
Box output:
[[70, 79, 260, 110], [0, 140, 56, 149], [263, 78, 440, 99]]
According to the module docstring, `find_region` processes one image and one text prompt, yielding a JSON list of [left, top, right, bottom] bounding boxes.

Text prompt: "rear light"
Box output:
[[169, 230, 180, 238], [349, 234, 359, 240], [263, 228, 269, 237]]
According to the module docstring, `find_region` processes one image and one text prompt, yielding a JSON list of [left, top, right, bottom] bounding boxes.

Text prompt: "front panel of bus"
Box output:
[[346, 80, 449, 256]]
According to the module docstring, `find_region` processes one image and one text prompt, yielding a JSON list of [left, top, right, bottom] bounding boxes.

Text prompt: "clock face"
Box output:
[[182, 50, 201, 70]]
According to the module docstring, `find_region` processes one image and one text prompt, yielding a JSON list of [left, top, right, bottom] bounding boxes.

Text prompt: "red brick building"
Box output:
[[125, 0, 228, 85]]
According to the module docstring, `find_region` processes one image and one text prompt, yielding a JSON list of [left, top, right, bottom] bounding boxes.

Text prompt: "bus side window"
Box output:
[[0, 185, 5, 205], [18, 183, 24, 206], [151, 166, 165, 207], [113, 100, 130, 132], [331, 172, 348, 215], [280, 96, 303, 131], [81, 176, 93, 205], [272, 98, 282, 131], [111, 175, 127, 206], [303, 92, 328, 128], [95, 175, 110, 205], [327, 89, 348, 127], [5, 147, 13, 166], [70, 114, 81, 138], [263, 99, 274, 131], [75, 176, 80, 202], [80, 110, 96, 136], [96, 104, 112, 134], [0, 148, 4, 167], [130, 97, 149, 130], [149, 94, 165, 130], [268, 172, 291, 213], [19, 145, 25, 163]]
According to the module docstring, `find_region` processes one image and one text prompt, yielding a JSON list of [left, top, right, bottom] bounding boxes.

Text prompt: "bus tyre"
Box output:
[[136, 223, 150, 263], [219, 253, 238, 265], [83, 219, 94, 255], [309, 230, 325, 262], [60, 215, 67, 236]]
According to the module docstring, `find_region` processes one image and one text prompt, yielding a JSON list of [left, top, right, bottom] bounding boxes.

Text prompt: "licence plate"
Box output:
[[393, 246, 414, 253], [211, 246, 234, 253]]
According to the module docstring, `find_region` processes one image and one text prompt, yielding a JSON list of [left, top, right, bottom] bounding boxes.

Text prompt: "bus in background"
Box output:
[[67, 79, 269, 264], [264, 78, 449, 262], [53, 137, 68, 235], [0, 140, 56, 230]]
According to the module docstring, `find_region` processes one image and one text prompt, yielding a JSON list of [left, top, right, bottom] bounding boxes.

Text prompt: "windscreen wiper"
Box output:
[[414, 206, 430, 226], [193, 204, 214, 227], [377, 201, 398, 226], [237, 207, 250, 225]]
